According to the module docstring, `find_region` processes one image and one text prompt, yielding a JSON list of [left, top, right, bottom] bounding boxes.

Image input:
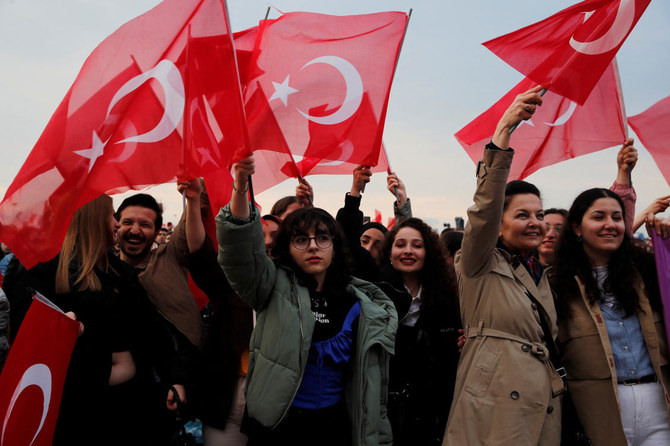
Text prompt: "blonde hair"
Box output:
[[56, 195, 115, 294]]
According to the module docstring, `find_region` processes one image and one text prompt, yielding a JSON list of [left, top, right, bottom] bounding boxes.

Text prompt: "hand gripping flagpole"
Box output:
[[508, 88, 548, 134], [611, 56, 632, 187]]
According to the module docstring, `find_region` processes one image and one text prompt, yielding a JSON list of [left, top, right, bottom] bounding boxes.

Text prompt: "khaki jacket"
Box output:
[[444, 147, 562, 446], [559, 272, 670, 446]]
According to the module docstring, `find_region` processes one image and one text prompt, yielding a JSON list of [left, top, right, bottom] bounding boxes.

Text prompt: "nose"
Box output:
[[307, 238, 319, 250]]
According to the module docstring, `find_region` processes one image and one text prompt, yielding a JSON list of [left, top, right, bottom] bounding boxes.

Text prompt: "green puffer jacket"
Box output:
[[216, 204, 397, 446]]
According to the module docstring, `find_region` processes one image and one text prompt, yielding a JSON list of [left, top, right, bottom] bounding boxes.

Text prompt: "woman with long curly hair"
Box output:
[[217, 155, 397, 446], [553, 188, 670, 445], [377, 217, 461, 445]]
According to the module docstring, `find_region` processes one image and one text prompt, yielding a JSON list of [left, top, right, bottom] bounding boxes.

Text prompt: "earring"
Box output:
[[576, 234, 582, 242]]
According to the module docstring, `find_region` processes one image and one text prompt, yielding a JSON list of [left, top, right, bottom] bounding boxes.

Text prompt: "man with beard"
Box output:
[[115, 179, 208, 420]]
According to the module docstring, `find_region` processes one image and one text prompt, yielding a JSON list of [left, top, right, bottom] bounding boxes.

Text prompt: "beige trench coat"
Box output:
[[559, 273, 670, 446], [443, 147, 563, 446]]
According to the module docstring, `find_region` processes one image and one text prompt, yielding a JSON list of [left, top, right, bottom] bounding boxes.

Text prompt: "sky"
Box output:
[[1, 0, 669, 233]]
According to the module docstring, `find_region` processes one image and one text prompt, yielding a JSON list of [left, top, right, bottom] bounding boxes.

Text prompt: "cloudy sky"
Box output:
[[1, 0, 669, 232]]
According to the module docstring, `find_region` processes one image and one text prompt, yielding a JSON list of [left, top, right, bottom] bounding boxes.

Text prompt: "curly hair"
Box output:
[[552, 188, 660, 316], [271, 207, 352, 292], [383, 218, 458, 312]]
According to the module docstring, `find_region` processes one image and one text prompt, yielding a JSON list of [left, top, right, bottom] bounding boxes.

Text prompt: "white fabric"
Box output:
[[619, 381, 670, 446], [400, 285, 422, 327]]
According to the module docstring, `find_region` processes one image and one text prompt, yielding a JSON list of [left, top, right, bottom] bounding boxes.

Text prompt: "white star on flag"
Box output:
[[269, 75, 298, 106], [73, 131, 110, 172]]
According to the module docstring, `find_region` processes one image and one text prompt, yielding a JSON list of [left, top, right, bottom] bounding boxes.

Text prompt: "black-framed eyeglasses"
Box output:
[[546, 224, 563, 234], [291, 234, 333, 250]]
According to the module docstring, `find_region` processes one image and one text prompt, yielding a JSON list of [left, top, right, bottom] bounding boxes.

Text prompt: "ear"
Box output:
[[572, 221, 581, 237]]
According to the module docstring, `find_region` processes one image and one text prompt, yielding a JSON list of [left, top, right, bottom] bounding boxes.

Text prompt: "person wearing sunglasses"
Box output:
[[216, 155, 397, 446], [538, 208, 568, 266]]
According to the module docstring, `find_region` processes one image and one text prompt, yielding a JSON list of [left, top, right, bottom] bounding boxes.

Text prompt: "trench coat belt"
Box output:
[[467, 322, 566, 397]]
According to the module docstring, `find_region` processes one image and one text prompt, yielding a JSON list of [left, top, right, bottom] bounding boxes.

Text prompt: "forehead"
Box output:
[[120, 205, 157, 224], [395, 226, 423, 241], [506, 193, 543, 211], [362, 227, 385, 241], [587, 197, 622, 214], [545, 213, 566, 225]]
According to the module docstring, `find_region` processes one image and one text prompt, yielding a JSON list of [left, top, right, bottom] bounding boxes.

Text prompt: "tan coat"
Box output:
[[559, 272, 670, 446], [444, 147, 562, 446]]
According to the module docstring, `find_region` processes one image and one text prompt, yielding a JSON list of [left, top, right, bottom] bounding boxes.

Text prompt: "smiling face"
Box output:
[[117, 205, 158, 265], [289, 224, 334, 291], [538, 213, 565, 265], [574, 197, 625, 267], [390, 227, 426, 277], [107, 212, 120, 248], [500, 193, 545, 257]]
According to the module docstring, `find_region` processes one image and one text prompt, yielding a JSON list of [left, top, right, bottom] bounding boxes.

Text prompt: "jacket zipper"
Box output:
[[274, 273, 305, 428]]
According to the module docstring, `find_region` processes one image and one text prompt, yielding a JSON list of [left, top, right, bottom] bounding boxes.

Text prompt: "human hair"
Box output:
[[115, 193, 163, 231], [270, 196, 299, 218], [544, 208, 568, 219], [361, 222, 388, 237], [56, 195, 114, 294], [262, 214, 282, 226], [503, 180, 542, 211], [384, 218, 458, 312], [271, 207, 351, 291], [552, 188, 660, 316], [440, 230, 464, 258]]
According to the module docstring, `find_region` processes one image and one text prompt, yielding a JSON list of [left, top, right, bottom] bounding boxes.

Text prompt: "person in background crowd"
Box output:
[[553, 187, 670, 446], [445, 86, 564, 445], [0, 243, 13, 277], [154, 227, 169, 247], [0, 287, 8, 373], [335, 165, 412, 281], [217, 155, 397, 445], [261, 214, 281, 258], [439, 228, 463, 266], [537, 208, 567, 266], [377, 217, 461, 445]]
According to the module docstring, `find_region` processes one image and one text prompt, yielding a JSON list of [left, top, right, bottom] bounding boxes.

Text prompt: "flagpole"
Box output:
[[181, 25, 193, 211], [611, 56, 632, 187], [375, 9, 411, 202]]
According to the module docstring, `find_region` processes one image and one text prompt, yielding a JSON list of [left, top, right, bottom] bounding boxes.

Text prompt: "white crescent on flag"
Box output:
[[296, 56, 364, 125], [570, 0, 635, 55], [1, 363, 52, 446]]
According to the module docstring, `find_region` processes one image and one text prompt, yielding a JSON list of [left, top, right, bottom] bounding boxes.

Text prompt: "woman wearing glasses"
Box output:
[[537, 208, 567, 266], [216, 155, 397, 446]]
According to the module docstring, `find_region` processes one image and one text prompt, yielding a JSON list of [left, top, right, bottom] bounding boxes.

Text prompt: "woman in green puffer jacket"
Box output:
[[216, 155, 398, 446]]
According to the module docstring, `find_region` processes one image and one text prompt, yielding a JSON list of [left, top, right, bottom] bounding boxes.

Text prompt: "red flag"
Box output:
[[244, 11, 407, 165], [628, 96, 670, 187], [455, 61, 626, 180], [387, 217, 396, 230], [484, 0, 650, 105], [374, 209, 383, 224], [0, 0, 246, 269], [0, 297, 80, 446]]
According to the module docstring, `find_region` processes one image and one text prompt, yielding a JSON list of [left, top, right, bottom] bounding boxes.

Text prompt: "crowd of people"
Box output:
[[1, 87, 670, 446]]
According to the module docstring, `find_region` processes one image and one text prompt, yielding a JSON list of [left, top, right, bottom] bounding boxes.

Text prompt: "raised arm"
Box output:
[[633, 195, 670, 234], [459, 86, 543, 277], [387, 172, 412, 222], [178, 178, 206, 253], [217, 155, 276, 310], [610, 139, 637, 237]]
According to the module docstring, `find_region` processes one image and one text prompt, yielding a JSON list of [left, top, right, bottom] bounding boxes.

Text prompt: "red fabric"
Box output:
[[483, 0, 650, 105], [0, 298, 80, 446], [244, 11, 407, 166], [0, 0, 246, 269], [374, 209, 383, 223], [455, 61, 626, 180], [628, 96, 670, 187], [387, 217, 396, 230]]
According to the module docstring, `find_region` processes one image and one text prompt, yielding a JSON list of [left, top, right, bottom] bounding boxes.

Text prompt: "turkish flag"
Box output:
[[628, 96, 670, 187], [244, 11, 407, 166], [484, 0, 650, 105], [0, 296, 80, 446], [0, 0, 246, 269], [455, 61, 626, 180]]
